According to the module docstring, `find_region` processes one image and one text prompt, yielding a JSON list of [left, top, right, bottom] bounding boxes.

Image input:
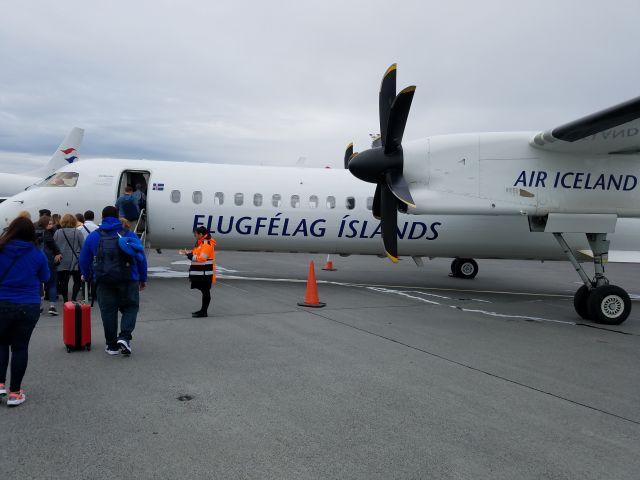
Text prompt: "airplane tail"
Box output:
[[30, 127, 85, 177]]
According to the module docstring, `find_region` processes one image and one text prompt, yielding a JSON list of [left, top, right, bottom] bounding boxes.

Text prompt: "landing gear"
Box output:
[[587, 285, 631, 325], [555, 232, 631, 325], [450, 258, 478, 279]]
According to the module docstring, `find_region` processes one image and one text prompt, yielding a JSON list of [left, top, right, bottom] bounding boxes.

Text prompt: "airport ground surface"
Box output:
[[2, 251, 639, 479]]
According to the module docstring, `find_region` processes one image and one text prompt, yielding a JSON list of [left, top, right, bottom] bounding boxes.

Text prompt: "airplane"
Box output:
[[0, 67, 638, 326], [347, 64, 640, 326], [0, 127, 84, 202]]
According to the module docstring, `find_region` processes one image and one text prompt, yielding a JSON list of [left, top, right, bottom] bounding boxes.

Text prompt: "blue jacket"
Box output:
[[0, 240, 50, 304], [79, 217, 148, 283]]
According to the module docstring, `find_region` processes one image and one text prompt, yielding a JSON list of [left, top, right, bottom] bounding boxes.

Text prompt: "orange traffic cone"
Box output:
[[297, 261, 326, 308], [322, 254, 337, 271]]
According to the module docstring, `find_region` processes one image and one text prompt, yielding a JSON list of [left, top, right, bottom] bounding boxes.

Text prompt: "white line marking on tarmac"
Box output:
[[365, 286, 576, 325]]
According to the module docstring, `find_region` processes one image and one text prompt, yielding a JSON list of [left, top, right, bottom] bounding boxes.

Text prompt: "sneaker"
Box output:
[[117, 339, 131, 356], [105, 346, 120, 356], [0, 383, 6, 396], [7, 390, 25, 407], [192, 311, 207, 318], [48, 306, 58, 316]]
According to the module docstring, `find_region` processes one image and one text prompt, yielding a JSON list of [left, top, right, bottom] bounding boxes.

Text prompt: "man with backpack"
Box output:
[[115, 186, 140, 226], [79, 206, 147, 356]]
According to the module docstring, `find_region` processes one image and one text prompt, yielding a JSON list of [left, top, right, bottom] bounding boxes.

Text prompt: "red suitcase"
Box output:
[[63, 299, 91, 352]]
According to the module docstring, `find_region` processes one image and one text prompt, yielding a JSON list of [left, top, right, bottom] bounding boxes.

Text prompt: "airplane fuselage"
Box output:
[[0, 154, 638, 261]]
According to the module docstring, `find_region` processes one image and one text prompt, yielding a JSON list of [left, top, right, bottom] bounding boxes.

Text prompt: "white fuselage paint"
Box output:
[[0, 157, 638, 261]]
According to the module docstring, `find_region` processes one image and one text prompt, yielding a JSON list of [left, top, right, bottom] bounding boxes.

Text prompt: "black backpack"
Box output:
[[93, 229, 132, 284]]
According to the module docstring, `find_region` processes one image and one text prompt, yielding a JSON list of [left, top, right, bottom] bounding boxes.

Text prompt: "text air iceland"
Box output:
[[193, 214, 441, 240], [514, 170, 639, 191]]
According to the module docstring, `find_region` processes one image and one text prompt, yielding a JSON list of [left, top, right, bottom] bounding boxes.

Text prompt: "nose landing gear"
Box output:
[[554, 232, 631, 325]]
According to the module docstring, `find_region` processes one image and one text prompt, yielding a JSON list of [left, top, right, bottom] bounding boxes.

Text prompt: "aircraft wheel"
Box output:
[[453, 258, 478, 280], [450, 258, 461, 276], [587, 285, 631, 325], [573, 285, 591, 320]]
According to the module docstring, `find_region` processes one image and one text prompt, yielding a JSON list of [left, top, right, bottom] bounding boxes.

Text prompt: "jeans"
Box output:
[[96, 281, 139, 348], [44, 268, 57, 303], [0, 302, 40, 392]]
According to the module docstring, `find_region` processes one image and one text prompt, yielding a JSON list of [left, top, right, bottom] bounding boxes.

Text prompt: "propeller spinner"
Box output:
[[348, 64, 416, 262]]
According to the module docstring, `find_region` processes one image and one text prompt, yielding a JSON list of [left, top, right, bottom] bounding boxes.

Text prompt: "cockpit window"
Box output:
[[44, 172, 79, 187]]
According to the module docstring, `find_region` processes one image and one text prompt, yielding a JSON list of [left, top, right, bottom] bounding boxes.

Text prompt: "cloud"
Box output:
[[2, 0, 640, 173]]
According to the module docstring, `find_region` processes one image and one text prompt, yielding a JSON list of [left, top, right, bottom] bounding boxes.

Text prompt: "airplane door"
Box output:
[[118, 170, 150, 239]]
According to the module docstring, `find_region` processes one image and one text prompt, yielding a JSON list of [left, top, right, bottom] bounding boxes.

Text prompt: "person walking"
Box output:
[[54, 214, 84, 302], [179, 226, 216, 317], [132, 183, 146, 211], [0, 217, 50, 407], [115, 186, 140, 230], [82, 210, 99, 234], [35, 215, 62, 315], [79, 206, 147, 356]]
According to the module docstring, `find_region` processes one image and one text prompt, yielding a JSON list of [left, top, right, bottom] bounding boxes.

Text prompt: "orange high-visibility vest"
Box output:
[[189, 237, 216, 284]]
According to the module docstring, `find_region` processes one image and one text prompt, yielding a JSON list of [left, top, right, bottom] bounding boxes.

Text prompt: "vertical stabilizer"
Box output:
[[30, 127, 84, 177]]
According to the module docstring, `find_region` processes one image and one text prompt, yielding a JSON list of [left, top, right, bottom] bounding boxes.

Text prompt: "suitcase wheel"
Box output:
[[86, 344, 91, 351], [66, 346, 72, 353]]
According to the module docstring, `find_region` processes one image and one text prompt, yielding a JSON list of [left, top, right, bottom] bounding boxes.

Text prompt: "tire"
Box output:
[[450, 258, 461, 276], [587, 285, 631, 325], [573, 285, 591, 320], [455, 258, 478, 280]]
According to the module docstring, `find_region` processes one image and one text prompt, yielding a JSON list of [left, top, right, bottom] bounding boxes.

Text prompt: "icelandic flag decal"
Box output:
[[152, 183, 165, 191]]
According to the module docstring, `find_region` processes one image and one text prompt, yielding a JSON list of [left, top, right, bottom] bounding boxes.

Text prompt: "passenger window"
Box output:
[[309, 195, 318, 208], [254, 193, 263, 207], [234, 193, 244, 206], [366, 197, 373, 210], [326, 196, 336, 209], [346, 197, 355, 210], [192, 191, 203, 204], [214, 192, 224, 206], [170, 190, 181, 203], [291, 195, 300, 208], [272, 194, 282, 207]]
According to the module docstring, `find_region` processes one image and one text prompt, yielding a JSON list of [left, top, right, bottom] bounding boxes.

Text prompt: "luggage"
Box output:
[[63, 286, 91, 352]]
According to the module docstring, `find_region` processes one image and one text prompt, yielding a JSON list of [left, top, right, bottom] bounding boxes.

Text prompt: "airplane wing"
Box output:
[[530, 96, 640, 155]]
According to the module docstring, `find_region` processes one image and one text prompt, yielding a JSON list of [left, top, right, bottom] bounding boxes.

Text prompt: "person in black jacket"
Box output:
[[35, 215, 62, 315]]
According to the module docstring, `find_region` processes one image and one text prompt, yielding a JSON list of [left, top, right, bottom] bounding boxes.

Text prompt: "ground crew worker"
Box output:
[[179, 226, 216, 317]]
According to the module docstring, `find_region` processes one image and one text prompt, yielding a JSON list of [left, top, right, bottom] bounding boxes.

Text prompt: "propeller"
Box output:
[[343, 143, 357, 169], [348, 64, 416, 262]]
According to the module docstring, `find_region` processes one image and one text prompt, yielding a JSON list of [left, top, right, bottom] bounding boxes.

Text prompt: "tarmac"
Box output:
[[2, 251, 639, 479]]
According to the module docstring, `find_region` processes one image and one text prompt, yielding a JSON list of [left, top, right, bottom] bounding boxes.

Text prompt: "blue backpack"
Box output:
[[120, 195, 140, 221], [93, 229, 132, 284]]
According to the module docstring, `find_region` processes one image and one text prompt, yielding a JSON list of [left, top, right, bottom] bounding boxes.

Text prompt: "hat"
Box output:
[[39, 209, 51, 217]]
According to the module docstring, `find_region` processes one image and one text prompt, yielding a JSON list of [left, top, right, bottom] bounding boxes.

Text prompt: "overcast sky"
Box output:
[[2, 0, 640, 173]]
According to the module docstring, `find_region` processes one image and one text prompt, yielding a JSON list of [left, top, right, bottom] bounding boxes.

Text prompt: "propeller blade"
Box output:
[[379, 64, 397, 148], [380, 183, 399, 262], [385, 169, 415, 208], [344, 143, 354, 169], [372, 183, 381, 219], [384, 86, 416, 155]]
